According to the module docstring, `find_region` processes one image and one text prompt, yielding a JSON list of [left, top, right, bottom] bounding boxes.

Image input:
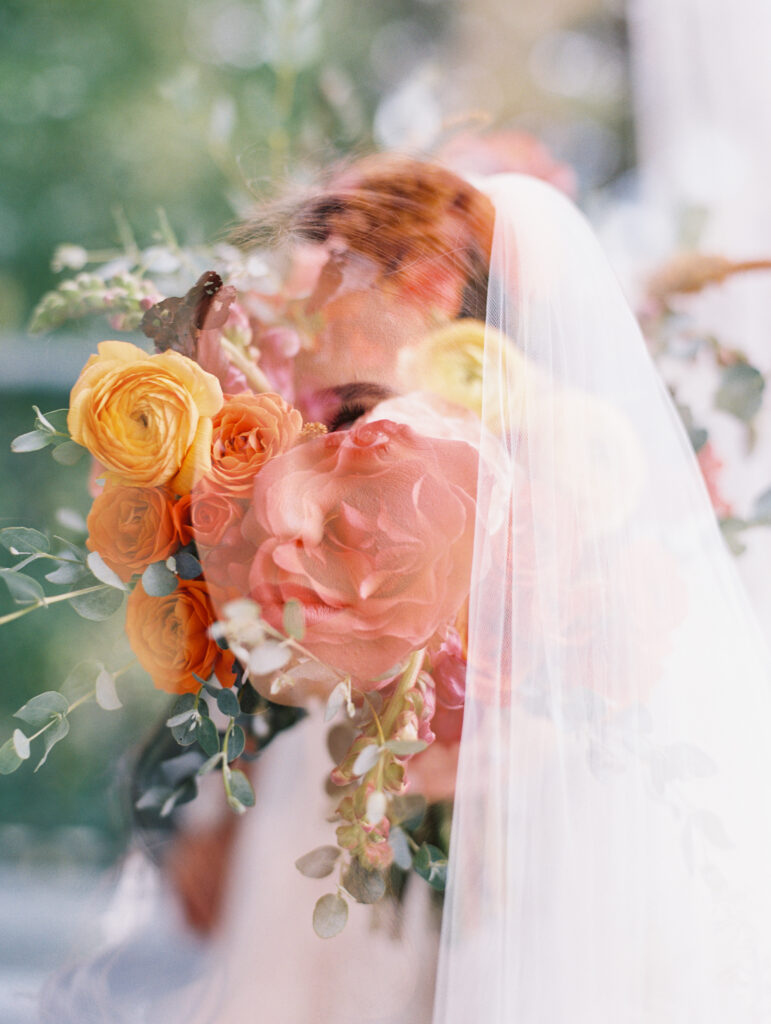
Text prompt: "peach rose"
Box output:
[[126, 578, 236, 695], [68, 340, 223, 494], [208, 392, 303, 496], [86, 484, 179, 582], [173, 488, 246, 550], [244, 419, 478, 686]]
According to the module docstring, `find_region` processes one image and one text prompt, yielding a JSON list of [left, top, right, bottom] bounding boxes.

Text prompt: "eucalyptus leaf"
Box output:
[[11, 430, 51, 453], [715, 363, 765, 422], [325, 681, 348, 723], [45, 561, 87, 585], [753, 486, 771, 522], [389, 794, 427, 830], [352, 743, 381, 778], [12, 729, 30, 760], [55, 508, 88, 534], [196, 716, 219, 757], [15, 691, 69, 727], [142, 561, 178, 597], [226, 724, 245, 762], [227, 768, 255, 810], [95, 670, 122, 710], [135, 785, 173, 811], [342, 859, 386, 904], [69, 586, 123, 621], [247, 640, 291, 677], [0, 527, 50, 554], [160, 751, 204, 786], [384, 739, 428, 757], [388, 827, 413, 871], [313, 893, 348, 938], [0, 569, 44, 605], [295, 846, 341, 879], [166, 708, 197, 729], [216, 687, 240, 718], [413, 843, 448, 891], [691, 809, 734, 850], [282, 599, 305, 641], [175, 550, 202, 580], [62, 659, 104, 700], [160, 778, 198, 818], [86, 551, 128, 591], [35, 717, 70, 771], [197, 752, 223, 776], [34, 407, 69, 434], [0, 738, 23, 775], [51, 440, 85, 466]]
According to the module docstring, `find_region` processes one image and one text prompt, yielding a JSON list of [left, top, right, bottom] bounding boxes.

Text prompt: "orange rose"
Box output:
[[86, 484, 179, 582], [126, 578, 236, 694], [68, 341, 223, 494], [208, 392, 303, 496]]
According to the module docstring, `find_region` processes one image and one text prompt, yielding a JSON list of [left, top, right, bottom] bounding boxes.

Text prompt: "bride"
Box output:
[[43, 151, 771, 1024]]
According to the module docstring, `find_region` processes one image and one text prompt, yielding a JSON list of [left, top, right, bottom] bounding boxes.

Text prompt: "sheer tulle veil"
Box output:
[[434, 174, 771, 1022]]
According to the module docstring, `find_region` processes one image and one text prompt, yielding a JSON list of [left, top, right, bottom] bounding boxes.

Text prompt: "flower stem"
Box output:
[[380, 649, 426, 738], [0, 584, 108, 628]]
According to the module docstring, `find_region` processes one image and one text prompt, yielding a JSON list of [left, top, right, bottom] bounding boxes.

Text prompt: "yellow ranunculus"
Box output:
[[67, 340, 223, 494], [398, 318, 527, 427]]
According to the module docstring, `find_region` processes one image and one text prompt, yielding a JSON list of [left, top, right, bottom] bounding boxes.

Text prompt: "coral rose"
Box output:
[[174, 488, 246, 549], [68, 340, 223, 494], [244, 419, 478, 686], [208, 392, 303, 496], [126, 578, 236, 694], [86, 484, 179, 582]]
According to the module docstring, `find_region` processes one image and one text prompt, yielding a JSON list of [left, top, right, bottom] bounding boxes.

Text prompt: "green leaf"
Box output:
[[142, 560, 177, 597], [160, 778, 198, 817], [62, 659, 103, 701], [35, 717, 70, 771], [45, 561, 87, 585], [33, 407, 69, 434], [175, 550, 202, 579], [342, 859, 386, 904], [295, 846, 341, 879], [384, 739, 428, 757], [0, 527, 50, 554], [135, 785, 173, 811], [352, 743, 380, 777], [69, 586, 123, 620], [715, 363, 765, 422], [197, 752, 222, 776], [282, 599, 305, 641], [86, 551, 128, 591], [10, 430, 51, 453], [12, 729, 30, 760], [312, 893, 348, 938], [227, 768, 255, 812], [413, 843, 447, 891], [388, 827, 413, 871], [0, 738, 23, 775], [196, 716, 219, 757], [14, 691, 69, 727], [0, 569, 44, 605], [389, 794, 427, 830], [51, 440, 85, 465], [753, 486, 771, 522], [226, 724, 245, 762], [216, 687, 240, 718], [95, 670, 122, 710]]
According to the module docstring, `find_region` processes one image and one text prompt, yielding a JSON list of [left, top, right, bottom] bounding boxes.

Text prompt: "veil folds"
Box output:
[[434, 174, 771, 1022]]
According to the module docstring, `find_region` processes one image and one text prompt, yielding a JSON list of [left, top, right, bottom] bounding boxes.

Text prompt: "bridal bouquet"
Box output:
[[1, 156, 503, 936]]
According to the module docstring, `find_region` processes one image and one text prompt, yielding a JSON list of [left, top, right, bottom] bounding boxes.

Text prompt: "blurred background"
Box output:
[[1, 0, 769, 1018]]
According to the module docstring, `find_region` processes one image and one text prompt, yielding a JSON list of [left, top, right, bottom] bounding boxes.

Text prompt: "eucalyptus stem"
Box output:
[[380, 649, 426, 738], [0, 584, 108, 628]]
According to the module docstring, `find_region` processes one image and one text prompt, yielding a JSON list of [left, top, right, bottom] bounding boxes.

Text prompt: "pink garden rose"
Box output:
[[244, 419, 478, 686]]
